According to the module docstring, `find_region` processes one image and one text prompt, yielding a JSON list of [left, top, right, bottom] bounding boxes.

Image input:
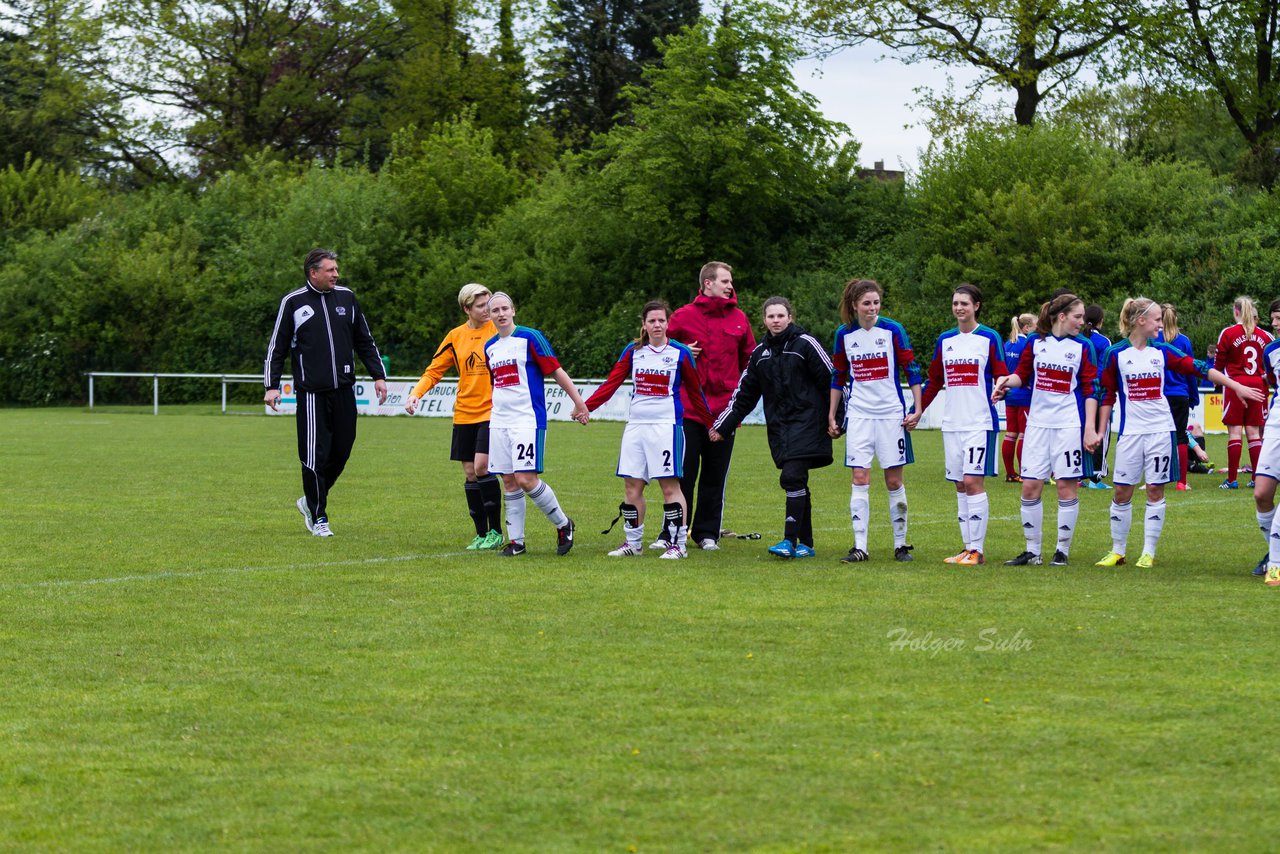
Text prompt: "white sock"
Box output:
[[850, 483, 870, 551], [1258, 507, 1276, 549], [1270, 512, 1280, 567], [1143, 499, 1166, 557], [1056, 497, 1079, 556], [1109, 500, 1131, 555], [527, 481, 568, 528], [888, 486, 908, 549], [967, 492, 989, 552], [955, 492, 971, 551], [1021, 497, 1042, 555], [504, 489, 526, 543]]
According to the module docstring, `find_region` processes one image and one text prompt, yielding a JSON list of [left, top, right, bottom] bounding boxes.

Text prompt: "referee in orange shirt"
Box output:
[[406, 284, 503, 549]]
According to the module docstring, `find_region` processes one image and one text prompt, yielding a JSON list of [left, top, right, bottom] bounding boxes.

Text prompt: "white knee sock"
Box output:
[[1109, 500, 1131, 555], [1270, 511, 1280, 567], [850, 484, 870, 551], [1056, 497, 1079, 556], [1142, 499, 1166, 557], [1021, 497, 1042, 554], [887, 486, 908, 549], [527, 481, 568, 528], [955, 492, 971, 550], [1257, 507, 1276, 550], [505, 489, 526, 543], [967, 492, 989, 552]]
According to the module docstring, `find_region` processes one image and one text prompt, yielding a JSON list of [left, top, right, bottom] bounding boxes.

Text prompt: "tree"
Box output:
[[108, 0, 400, 176], [0, 0, 124, 172], [1136, 0, 1280, 187], [589, 10, 849, 269], [369, 0, 543, 168], [537, 0, 700, 148], [801, 0, 1139, 126]]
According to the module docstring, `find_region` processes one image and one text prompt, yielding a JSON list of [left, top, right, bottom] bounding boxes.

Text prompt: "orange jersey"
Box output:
[[412, 320, 496, 424]]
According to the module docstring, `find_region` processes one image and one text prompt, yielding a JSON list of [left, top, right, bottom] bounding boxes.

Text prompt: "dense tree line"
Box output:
[[0, 1, 1278, 404]]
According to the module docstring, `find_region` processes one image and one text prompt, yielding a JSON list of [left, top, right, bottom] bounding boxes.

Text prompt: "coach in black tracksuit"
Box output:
[[710, 296, 834, 554], [264, 248, 388, 536]]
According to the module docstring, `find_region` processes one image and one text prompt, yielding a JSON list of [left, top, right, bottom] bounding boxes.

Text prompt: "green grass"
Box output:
[[0, 407, 1274, 851]]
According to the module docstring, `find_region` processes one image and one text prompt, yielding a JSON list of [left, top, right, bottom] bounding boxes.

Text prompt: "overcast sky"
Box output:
[[793, 46, 998, 175]]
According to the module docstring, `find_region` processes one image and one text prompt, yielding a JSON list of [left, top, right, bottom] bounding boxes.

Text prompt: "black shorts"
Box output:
[[450, 421, 490, 461]]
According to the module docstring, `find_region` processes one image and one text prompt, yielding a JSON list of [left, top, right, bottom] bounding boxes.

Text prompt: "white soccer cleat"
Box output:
[[607, 543, 642, 557], [296, 496, 313, 533], [658, 545, 687, 560], [648, 538, 671, 551], [312, 520, 334, 537], [698, 538, 719, 551]]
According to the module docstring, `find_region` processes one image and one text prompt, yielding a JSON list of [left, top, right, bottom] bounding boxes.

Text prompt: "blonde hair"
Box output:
[[1008, 312, 1036, 343], [458, 283, 491, 311], [1161, 303, 1180, 341], [1234, 296, 1258, 337], [1118, 297, 1159, 336]]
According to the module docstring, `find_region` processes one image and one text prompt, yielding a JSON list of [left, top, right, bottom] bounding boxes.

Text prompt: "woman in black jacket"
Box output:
[[710, 297, 835, 558]]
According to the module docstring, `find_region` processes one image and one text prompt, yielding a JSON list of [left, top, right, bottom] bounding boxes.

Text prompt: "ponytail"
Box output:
[[1008, 312, 1035, 343], [1118, 297, 1158, 336], [1235, 295, 1258, 337], [1036, 293, 1082, 338], [1161, 304, 1180, 341]]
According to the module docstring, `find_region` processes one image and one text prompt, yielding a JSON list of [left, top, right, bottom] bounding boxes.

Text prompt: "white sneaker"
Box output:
[[312, 520, 334, 537], [296, 496, 313, 533], [648, 538, 671, 551], [608, 543, 642, 557], [658, 544, 687, 560], [698, 538, 719, 551]]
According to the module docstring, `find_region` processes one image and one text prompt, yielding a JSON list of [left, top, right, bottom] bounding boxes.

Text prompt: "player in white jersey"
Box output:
[[585, 300, 714, 560], [827, 279, 923, 563], [1094, 297, 1259, 569], [991, 293, 1100, 567], [484, 292, 590, 557], [1251, 333, 1280, 584], [918, 284, 1009, 566]]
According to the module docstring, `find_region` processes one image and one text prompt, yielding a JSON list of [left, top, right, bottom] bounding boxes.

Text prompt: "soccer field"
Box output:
[[1, 408, 1275, 850]]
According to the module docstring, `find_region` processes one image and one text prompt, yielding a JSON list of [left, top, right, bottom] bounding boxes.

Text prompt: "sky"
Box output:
[[792, 45, 997, 175]]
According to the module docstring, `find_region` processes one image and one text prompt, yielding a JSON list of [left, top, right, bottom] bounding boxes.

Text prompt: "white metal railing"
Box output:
[[84, 372, 425, 415]]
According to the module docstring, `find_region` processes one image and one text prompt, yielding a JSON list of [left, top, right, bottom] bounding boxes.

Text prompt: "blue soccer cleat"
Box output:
[[793, 543, 816, 559], [768, 539, 795, 558]]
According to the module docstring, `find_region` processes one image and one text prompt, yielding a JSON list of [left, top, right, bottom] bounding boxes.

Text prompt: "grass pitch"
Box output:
[[0, 407, 1275, 851]]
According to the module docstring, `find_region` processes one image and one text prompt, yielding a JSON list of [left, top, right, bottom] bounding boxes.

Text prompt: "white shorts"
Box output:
[[1253, 432, 1280, 482], [943, 430, 999, 482], [844, 417, 913, 470], [617, 423, 683, 481], [1112, 432, 1178, 486], [488, 426, 545, 474], [1020, 425, 1091, 481]]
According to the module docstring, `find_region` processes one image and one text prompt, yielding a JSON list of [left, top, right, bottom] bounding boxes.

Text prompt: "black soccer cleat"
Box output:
[[894, 544, 914, 562], [499, 541, 527, 557], [1004, 551, 1042, 566], [556, 518, 575, 556], [1050, 550, 1069, 566], [841, 547, 869, 563]]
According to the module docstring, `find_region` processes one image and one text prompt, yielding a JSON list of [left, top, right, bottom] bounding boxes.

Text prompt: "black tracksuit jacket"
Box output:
[[264, 282, 387, 392]]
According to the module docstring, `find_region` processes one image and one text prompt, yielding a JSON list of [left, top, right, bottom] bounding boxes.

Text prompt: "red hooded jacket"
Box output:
[[668, 293, 756, 427]]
